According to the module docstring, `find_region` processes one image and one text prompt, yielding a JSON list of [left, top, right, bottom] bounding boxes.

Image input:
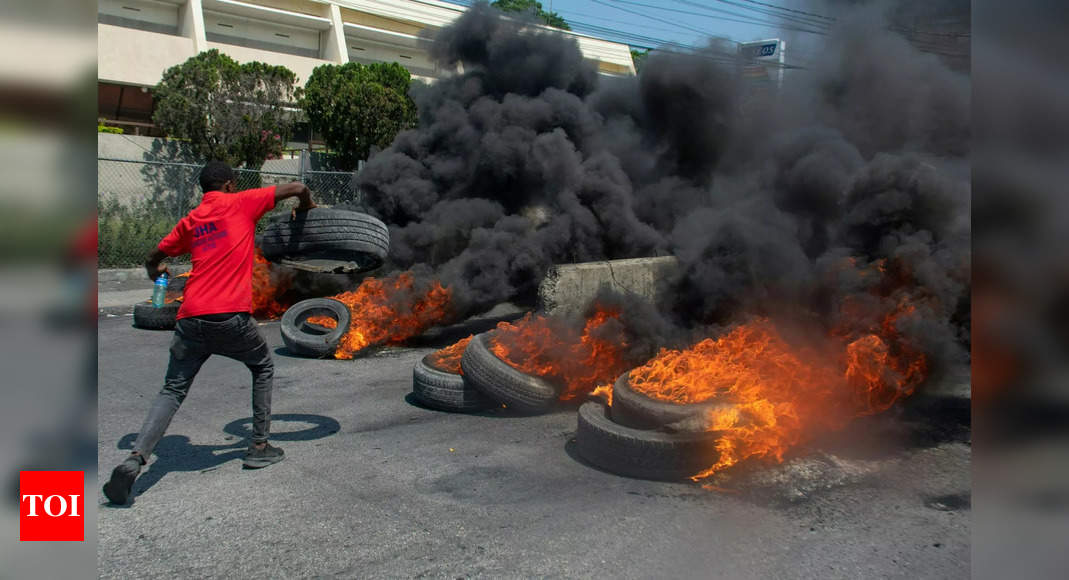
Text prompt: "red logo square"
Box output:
[[19, 471, 85, 542]]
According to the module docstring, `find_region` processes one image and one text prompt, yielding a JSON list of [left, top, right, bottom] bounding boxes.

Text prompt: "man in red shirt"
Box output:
[[104, 161, 314, 505]]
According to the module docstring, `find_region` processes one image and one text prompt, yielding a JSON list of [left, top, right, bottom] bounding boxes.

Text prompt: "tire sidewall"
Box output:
[[461, 332, 560, 414], [280, 298, 351, 357], [576, 401, 720, 481], [412, 354, 492, 412]]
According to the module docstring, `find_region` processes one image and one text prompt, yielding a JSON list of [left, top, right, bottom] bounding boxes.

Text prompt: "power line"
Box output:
[[622, 0, 830, 34], [589, 0, 731, 41], [554, 8, 712, 36], [698, 0, 832, 28], [735, 0, 835, 22], [435, 0, 810, 69], [444, 0, 968, 42], [437, 0, 672, 48], [683, 0, 971, 39], [609, 0, 829, 36]]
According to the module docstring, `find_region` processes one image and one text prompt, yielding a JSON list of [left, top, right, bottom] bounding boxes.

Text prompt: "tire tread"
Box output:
[[460, 332, 559, 414]]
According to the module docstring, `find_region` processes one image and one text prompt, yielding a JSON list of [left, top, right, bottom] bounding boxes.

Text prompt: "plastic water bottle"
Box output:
[[152, 273, 169, 307]]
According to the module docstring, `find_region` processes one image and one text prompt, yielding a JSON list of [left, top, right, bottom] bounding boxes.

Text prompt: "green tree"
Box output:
[[300, 62, 417, 171], [491, 0, 571, 30], [152, 49, 300, 168], [630, 48, 650, 73]]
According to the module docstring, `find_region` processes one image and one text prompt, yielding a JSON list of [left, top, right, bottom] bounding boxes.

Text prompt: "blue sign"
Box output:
[[742, 42, 779, 59]]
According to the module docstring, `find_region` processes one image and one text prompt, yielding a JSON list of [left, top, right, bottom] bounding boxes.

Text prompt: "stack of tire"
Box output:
[[412, 331, 560, 414], [410, 329, 724, 480], [279, 298, 351, 358], [411, 350, 493, 413], [261, 208, 389, 273], [575, 371, 726, 481]]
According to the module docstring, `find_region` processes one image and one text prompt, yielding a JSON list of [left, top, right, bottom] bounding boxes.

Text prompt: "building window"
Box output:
[[98, 0, 180, 36], [203, 11, 321, 59], [98, 82, 163, 137]]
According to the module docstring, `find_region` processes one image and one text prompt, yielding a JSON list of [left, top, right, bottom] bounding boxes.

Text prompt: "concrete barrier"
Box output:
[[537, 256, 679, 317]]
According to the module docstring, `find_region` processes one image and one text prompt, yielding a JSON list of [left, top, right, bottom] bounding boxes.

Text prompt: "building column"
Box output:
[[180, 0, 208, 53], [322, 4, 349, 64]]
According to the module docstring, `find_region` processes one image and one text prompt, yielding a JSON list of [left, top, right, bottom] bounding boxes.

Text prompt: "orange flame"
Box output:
[[159, 270, 192, 304], [627, 301, 927, 480], [251, 249, 292, 319], [427, 335, 473, 374], [305, 315, 338, 329], [332, 271, 453, 359], [164, 255, 290, 316], [592, 383, 613, 406], [488, 306, 633, 400]]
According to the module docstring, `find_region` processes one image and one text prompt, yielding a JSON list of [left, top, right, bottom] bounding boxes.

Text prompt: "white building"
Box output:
[[98, 0, 637, 135]]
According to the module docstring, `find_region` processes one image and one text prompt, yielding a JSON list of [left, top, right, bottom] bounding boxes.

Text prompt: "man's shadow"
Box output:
[[110, 433, 244, 505], [108, 413, 340, 506]]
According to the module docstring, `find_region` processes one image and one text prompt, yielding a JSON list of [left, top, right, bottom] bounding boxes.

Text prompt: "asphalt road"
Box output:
[[97, 310, 970, 579]]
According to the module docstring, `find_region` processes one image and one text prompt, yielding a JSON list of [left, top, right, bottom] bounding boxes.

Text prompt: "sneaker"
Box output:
[[103, 456, 143, 504], [243, 442, 284, 469]]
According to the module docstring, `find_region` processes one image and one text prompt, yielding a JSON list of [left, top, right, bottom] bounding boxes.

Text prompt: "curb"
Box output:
[[98, 265, 192, 283]]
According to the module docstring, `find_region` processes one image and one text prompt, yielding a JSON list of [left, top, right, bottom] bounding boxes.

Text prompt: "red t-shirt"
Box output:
[[158, 187, 276, 319]]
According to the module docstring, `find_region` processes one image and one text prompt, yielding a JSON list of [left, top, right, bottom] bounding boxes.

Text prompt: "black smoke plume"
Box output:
[[350, 1, 970, 377]]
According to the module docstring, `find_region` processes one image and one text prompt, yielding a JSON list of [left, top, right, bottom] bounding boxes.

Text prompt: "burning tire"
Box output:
[[460, 332, 559, 414], [412, 355, 493, 413], [575, 401, 720, 481], [611, 371, 732, 432], [280, 298, 351, 358], [132, 302, 179, 330], [261, 208, 389, 272]]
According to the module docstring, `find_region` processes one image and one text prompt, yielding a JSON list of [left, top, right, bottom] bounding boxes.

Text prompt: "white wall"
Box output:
[[98, 0, 637, 89], [98, 23, 196, 86]]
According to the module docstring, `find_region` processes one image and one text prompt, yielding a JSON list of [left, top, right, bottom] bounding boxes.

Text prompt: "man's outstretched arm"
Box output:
[[274, 182, 316, 211]]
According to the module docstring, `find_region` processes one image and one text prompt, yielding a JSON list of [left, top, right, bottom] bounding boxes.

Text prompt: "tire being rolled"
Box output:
[[280, 298, 351, 358], [611, 371, 733, 432], [261, 208, 389, 272], [576, 401, 721, 481], [133, 302, 179, 330], [412, 355, 493, 413], [460, 332, 559, 414]]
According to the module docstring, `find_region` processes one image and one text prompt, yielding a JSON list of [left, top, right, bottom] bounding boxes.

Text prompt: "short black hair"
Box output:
[[199, 161, 235, 193]]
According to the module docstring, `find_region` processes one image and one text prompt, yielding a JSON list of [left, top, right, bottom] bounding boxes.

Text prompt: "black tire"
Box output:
[[576, 401, 721, 481], [611, 371, 732, 432], [280, 298, 351, 358], [460, 332, 559, 414], [261, 208, 389, 272], [412, 355, 494, 413], [133, 302, 179, 330]]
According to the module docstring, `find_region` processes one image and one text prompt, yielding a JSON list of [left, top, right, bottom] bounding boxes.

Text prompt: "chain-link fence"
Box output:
[[98, 158, 363, 267]]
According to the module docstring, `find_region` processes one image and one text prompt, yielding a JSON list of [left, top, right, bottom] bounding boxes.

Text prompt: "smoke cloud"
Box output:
[[351, 0, 970, 376]]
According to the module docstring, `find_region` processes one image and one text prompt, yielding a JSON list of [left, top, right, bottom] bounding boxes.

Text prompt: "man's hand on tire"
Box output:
[[291, 199, 317, 220]]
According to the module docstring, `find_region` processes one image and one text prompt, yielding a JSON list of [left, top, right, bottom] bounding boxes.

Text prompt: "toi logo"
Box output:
[[20, 471, 84, 541]]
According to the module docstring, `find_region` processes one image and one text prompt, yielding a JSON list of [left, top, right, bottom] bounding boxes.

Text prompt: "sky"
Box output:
[[437, 0, 836, 52]]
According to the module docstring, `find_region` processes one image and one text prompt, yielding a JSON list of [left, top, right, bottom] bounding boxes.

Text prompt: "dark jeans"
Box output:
[[132, 313, 274, 458]]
